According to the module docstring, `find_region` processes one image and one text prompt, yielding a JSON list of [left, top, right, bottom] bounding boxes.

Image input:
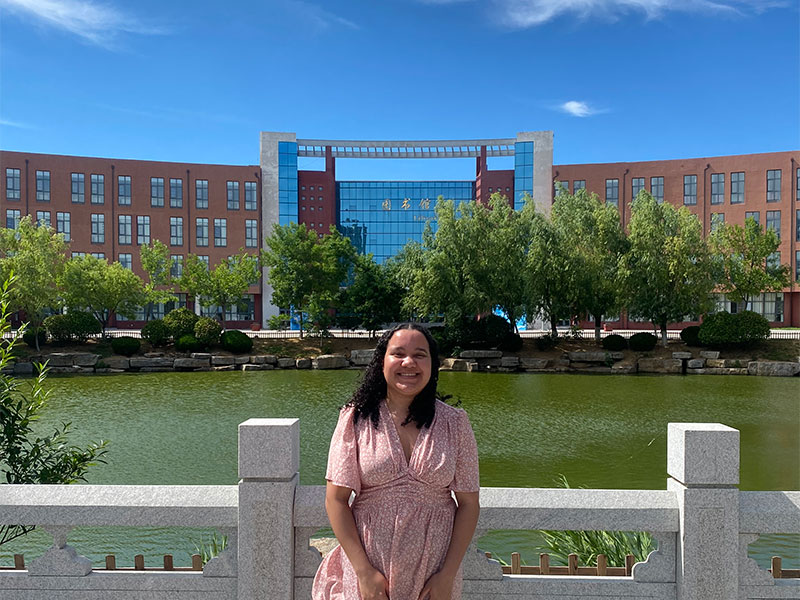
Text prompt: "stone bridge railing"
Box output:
[[0, 421, 797, 600]]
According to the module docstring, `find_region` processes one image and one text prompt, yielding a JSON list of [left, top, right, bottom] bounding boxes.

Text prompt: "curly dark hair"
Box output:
[[347, 322, 441, 430]]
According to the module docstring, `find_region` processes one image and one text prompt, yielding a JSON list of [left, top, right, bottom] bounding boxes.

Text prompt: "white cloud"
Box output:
[[558, 100, 602, 117], [288, 1, 359, 30], [0, 118, 35, 129], [0, 0, 168, 47], [493, 0, 787, 28]]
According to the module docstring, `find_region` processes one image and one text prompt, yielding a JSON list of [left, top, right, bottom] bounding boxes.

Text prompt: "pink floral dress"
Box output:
[[312, 399, 480, 600]]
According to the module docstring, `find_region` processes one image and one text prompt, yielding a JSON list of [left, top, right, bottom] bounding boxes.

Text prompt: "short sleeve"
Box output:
[[325, 406, 361, 495], [449, 409, 480, 493]]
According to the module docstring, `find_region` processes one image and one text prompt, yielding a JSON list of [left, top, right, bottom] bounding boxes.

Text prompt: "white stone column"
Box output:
[[667, 423, 740, 600], [237, 418, 299, 600], [516, 130, 554, 217]]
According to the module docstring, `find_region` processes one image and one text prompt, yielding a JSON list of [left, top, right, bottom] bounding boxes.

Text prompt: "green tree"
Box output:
[[59, 255, 145, 336], [0, 276, 108, 546], [552, 189, 628, 342], [337, 254, 404, 337], [709, 217, 790, 309], [262, 223, 355, 338], [620, 192, 714, 346], [0, 216, 69, 350], [139, 240, 177, 321], [180, 252, 261, 330]]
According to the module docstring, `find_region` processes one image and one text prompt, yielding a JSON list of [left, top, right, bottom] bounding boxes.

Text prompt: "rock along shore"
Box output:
[[4, 347, 799, 377]]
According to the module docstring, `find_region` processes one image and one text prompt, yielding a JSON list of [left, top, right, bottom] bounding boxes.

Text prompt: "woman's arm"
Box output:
[[325, 481, 389, 600], [418, 490, 480, 600]]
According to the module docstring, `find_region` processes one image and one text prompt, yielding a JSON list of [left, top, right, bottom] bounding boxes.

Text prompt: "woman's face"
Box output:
[[382, 328, 432, 403]]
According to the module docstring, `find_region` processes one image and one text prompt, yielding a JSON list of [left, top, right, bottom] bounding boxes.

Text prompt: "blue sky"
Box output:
[[0, 0, 797, 180]]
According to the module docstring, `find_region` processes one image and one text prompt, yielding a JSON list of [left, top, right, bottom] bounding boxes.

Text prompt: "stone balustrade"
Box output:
[[0, 421, 798, 599]]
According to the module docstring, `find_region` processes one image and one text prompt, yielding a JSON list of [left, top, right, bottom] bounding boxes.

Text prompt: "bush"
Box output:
[[535, 334, 558, 351], [698, 311, 770, 347], [194, 317, 222, 348], [629, 332, 658, 352], [43, 311, 101, 343], [141, 319, 170, 347], [175, 334, 203, 353], [220, 330, 253, 354], [470, 314, 513, 348], [23, 329, 47, 348], [498, 331, 523, 352], [111, 336, 141, 357], [601, 334, 627, 351], [680, 325, 702, 347], [163, 308, 199, 341]]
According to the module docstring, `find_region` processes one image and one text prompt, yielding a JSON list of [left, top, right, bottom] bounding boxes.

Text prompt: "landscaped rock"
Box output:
[[277, 358, 295, 368], [549, 358, 571, 369], [520, 357, 548, 370], [296, 358, 311, 369], [612, 364, 637, 374], [313, 354, 348, 369], [211, 355, 235, 366], [466, 361, 480, 372], [440, 358, 469, 371], [44, 353, 75, 367], [174, 357, 210, 370], [13, 362, 33, 375], [103, 356, 130, 370], [73, 353, 100, 367], [478, 358, 503, 368], [250, 355, 278, 365], [672, 352, 693, 360], [144, 352, 164, 358], [130, 357, 174, 368], [687, 358, 706, 369], [138, 366, 175, 372], [460, 350, 503, 359], [690, 367, 749, 376], [707, 358, 747, 369], [748, 361, 800, 377], [190, 353, 211, 360], [566, 351, 623, 363], [637, 358, 682, 374], [242, 364, 264, 371], [349, 349, 375, 366], [76, 367, 95, 374], [234, 356, 249, 365], [570, 365, 613, 374], [700, 350, 720, 359], [48, 366, 79, 374], [213, 365, 236, 371], [500, 356, 520, 368]]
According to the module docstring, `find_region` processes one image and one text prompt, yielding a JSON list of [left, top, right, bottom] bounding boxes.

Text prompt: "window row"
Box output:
[[710, 210, 783, 238], [4, 169, 257, 209]]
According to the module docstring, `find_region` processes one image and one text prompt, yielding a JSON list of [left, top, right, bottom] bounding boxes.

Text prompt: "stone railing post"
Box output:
[[238, 418, 299, 600], [667, 423, 740, 600]]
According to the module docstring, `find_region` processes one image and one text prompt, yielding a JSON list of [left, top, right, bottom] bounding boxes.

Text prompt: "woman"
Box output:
[[312, 323, 480, 600]]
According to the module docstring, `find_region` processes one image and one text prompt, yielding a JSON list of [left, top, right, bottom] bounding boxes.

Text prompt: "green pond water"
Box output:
[[1, 370, 798, 570]]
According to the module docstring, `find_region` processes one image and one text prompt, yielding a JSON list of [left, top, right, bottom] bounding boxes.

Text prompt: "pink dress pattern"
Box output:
[[312, 399, 480, 600]]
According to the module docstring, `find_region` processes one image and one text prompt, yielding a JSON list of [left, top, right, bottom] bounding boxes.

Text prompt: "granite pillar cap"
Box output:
[[667, 423, 739, 486], [238, 418, 299, 480]]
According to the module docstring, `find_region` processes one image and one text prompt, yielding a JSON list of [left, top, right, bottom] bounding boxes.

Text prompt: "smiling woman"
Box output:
[[313, 323, 481, 600]]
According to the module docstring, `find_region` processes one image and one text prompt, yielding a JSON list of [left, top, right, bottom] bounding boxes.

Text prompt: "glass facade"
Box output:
[[513, 141, 533, 208], [337, 181, 473, 263], [278, 142, 298, 226]]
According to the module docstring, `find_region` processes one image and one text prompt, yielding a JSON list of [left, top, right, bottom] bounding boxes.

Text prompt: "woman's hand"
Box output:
[[357, 566, 390, 600], [418, 569, 455, 600]]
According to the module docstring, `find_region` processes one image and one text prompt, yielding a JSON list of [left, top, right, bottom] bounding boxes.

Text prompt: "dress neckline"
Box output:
[[381, 399, 430, 469]]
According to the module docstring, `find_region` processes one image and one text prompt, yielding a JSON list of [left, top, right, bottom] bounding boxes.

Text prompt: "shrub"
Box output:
[[194, 317, 222, 348], [698, 311, 770, 347], [44, 314, 71, 343], [163, 308, 199, 341], [43, 311, 101, 343], [680, 325, 702, 347], [23, 329, 47, 348], [220, 330, 253, 354], [535, 334, 558, 351], [111, 336, 141, 357], [629, 332, 658, 352], [498, 331, 523, 352], [601, 334, 627, 351], [471, 314, 513, 348], [141, 319, 170, 347], [175, 334, 203, 353]]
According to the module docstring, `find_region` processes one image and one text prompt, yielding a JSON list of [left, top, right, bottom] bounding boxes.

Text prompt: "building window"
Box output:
[[731, 172, 745, 204], [245, 181, 257, 210], [796, 250, 800, 282], [170, 255, 183, 279], [683, 175, 697, 205], [796, 168, 800, 201], [554, 181, 569, 197], [711, 213, 725, 232], [151, 177, 165, 207], [766, 210, 781, 240], [118, 175, 131, 205], [214, 218, 227, 247], [71, 173, 85, 203], [170, 178, 183, 208], [227, 181, 239, 210], [137, 215, 151, 245], [605, 179, 619, 208], [766, 251, 781, 272], [118, 215, 132, 245], [746, 292, 784, 322], [170, 217, 183, 246], [711, 173, 724, 205], [71, 252, 85, 258], [56, 212, 71, 238], [766, 169, 781, 203], [6, 168, 20, 200], [198, 255, 209, 267], [573, 180, 585, 191], [196, 218, 209, 247], [91, 213, 105, 244], [745, 211, 760, 226], [90, 252, 105, 260], [91, 174, 105, 204], [631, 177, 645, 200], [796, 210, 800, 241], [650, 176, 664, 203], [119, 253, 133, 270], [36, 170, 50, 201], [245, 219, 258, 248], [36, 210, 51, 227], [196, 179, 208, 209]]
